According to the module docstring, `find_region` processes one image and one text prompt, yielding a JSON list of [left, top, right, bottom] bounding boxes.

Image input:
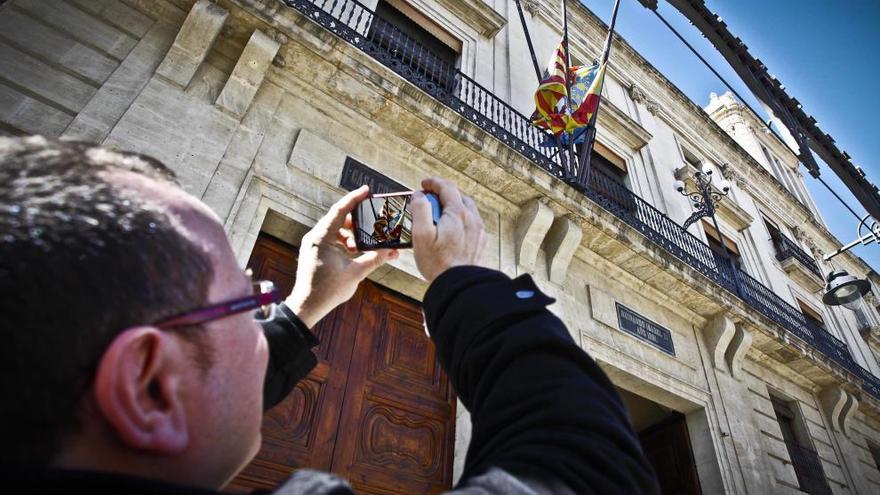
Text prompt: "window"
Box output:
[[580, 142, 636, 213], [702, 220, 743, 271], [869, 442, 880, 473], [682, 147, 702, 169], [763, 216, 784, 255], [369, 0, 460, 89], [770, 396, 832, 494], [590, 141, 628, 182], [797, 299, 827, 331], [760, 145, 782, 180]]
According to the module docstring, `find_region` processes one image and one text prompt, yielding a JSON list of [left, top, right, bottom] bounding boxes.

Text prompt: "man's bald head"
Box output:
[[0, 137, 215, 466]]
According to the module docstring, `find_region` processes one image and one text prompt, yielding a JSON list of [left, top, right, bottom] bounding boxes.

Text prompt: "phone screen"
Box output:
[[352, 192, 415, 250]]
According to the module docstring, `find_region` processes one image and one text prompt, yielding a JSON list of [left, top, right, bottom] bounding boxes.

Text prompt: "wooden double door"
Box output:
[[230, 235, 456, 494], [639, 413, 702, 495]]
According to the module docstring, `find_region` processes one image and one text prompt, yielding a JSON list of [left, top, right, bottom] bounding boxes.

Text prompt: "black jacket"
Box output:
[[8, 267, 658, 494]]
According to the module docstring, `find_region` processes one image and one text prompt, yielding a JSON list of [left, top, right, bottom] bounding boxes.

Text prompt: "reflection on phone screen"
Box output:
[[354, 193, 414, 250]]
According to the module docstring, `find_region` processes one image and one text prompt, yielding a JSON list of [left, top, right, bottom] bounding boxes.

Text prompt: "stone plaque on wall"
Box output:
[[616, 303, 675, 356], [339, 157, 406, 194]]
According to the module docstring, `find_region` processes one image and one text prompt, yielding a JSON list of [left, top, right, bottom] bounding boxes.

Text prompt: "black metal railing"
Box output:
[[280, 0, 880, 401], [774, 233, 823, 279], [784, 441, 832, 495]]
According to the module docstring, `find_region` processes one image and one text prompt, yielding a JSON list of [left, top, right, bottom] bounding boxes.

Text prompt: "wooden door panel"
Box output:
[[332, 283, 455, 494], [230, 234, 455, 494], [368, 293, 448, 399], [640, 413, 702, 495], [230, 235, 357, 490]]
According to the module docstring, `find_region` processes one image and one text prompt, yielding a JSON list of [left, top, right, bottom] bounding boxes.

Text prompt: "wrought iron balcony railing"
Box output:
[[279, 0, 880, 401], [783, 441, 832, 495], [773, 233, 823, 279]]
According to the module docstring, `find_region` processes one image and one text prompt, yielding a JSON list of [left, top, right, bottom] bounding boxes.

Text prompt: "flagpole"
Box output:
[[561, 0, 577, 179], [513, 0, 543, 82], [575, 0, 622, 188]]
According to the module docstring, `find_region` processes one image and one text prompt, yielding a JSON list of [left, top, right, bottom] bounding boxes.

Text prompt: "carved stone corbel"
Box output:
[[703, 314, 751, 379], [522, 0, 540, 16], [545, 215, 583, 284], [818, 386, 857, 438], [515, 199, 554, 270], [727, 324, 752, 379], [628, 83, 659, 116], [703, 314, 735, 374]]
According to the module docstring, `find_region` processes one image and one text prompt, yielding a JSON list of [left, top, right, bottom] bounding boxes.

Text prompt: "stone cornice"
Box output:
[[597, 99, 652, 151]]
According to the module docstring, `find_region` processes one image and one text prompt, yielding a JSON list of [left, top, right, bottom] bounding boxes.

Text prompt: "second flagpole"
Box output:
[[575, 0, 622, 188]]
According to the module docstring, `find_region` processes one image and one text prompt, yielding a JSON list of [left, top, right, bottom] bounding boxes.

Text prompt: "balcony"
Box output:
[[278, 0, 880, 402], [773, 233, 824, 292]]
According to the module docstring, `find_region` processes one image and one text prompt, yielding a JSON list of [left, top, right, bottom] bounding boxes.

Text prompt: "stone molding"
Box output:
[[521, 0, 559, 27], [515, 199, 554, 270], [628, 83, 659, 116], [597, 99, 652, 151], [434, 0, 506, 37]]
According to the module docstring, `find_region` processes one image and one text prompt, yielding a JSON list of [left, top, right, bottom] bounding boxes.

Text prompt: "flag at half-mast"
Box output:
[[530, 40, 570, 136], [530, 39, 606, 145]]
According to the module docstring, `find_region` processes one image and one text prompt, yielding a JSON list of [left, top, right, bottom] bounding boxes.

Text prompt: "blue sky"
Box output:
[[582, 0, 880, 272]]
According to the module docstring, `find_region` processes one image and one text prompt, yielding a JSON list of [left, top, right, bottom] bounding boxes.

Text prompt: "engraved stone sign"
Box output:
[[339, 157, 406, 194], [616, 303, 675, 356]]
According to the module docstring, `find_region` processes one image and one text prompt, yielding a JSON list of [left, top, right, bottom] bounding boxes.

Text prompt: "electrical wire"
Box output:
[[650, 8, 866, 223], [818, 176, 863, 220]]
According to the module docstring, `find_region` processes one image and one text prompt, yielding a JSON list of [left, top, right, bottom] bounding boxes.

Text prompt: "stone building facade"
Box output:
[[2, 0, 880, 493]]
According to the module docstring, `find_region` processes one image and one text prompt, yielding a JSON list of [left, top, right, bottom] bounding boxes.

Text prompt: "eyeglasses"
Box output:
[[156, 280, 281, 329]]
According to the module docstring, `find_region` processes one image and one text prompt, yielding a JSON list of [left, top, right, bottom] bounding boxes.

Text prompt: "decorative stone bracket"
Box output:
[[216, 30, 280, 119], [515, 199, 554, 270], [156, 0, 279, 120], [156, 0, 228, 88], [818, 386, 858, 438], [545, 216, 583, 284], [703, 313, 752, 379], [515, 200, 583, 284]]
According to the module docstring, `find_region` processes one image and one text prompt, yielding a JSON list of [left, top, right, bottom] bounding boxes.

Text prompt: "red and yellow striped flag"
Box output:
[[531, 40, 606, 139], [530, 40, 571, 136]]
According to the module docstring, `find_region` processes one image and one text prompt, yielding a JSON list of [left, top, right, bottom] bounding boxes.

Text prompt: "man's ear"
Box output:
[[93, 326, 190, 454]]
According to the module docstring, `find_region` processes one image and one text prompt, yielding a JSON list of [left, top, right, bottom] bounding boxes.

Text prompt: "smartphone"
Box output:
[[351, 191, 441, 251]]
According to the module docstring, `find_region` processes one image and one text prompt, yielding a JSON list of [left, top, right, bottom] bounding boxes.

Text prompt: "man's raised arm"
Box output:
[[411, 178, 659, 494]]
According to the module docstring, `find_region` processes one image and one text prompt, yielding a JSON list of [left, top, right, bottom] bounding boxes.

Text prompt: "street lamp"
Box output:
[[822, 269, 871, 309], [674, 164, 739, 294], [673, 164, 732, 230]]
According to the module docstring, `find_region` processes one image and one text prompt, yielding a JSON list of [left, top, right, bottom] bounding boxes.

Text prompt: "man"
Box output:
[[0, 136, 657, 493]]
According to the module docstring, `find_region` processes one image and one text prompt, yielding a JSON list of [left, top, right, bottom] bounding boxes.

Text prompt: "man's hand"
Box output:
[[411, 177, 486, 283], [286, 186, 398, 328]]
